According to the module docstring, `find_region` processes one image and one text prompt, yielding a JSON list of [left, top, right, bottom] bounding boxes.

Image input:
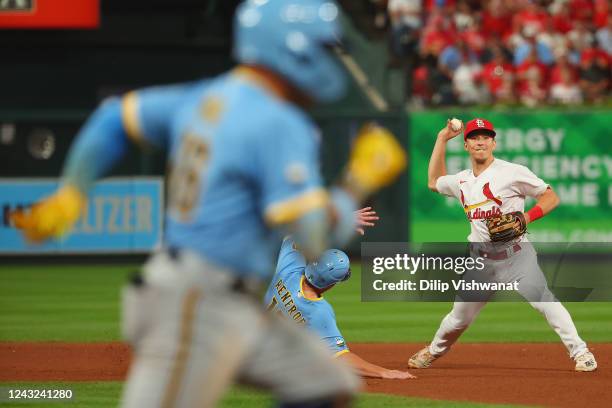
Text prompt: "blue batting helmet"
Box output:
[[304, 249, 351, 289], [233, 0, 347, 102]]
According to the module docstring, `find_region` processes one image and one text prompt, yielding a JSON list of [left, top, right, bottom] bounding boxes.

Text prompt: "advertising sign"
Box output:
[[0, 177, 163, 254]]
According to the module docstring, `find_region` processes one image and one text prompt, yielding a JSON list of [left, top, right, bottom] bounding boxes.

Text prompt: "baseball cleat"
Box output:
[[408, 347, 438, 369], [574, 351, 597, 372]]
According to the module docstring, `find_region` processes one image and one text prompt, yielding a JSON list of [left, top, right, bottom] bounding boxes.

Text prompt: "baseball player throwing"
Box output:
[[265, 208, 415, 380], [11, 1, 407, 407], [408, 118, 597, 372]]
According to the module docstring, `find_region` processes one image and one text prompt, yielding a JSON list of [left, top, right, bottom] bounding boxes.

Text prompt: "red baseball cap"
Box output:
[[464, 118, 496, 140]]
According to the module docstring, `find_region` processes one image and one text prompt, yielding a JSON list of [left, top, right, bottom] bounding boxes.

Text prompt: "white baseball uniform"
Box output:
[[428, 158, 588, 359]]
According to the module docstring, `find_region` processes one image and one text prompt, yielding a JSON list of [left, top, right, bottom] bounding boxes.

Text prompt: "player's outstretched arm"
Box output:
[[10, 99, 132, 242], [428, 119, 463, 192], [355, 206, 379, 236], [525, 187, 560, 224], [279, 125, 405, 261], [338, 351, 416, 380]]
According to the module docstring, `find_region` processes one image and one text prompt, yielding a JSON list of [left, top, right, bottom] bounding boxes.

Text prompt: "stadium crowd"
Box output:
[[374, 0, 611, 106]]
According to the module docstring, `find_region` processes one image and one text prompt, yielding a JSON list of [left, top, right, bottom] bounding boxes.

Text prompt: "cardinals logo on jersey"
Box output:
[[461, 182, 502, 221]]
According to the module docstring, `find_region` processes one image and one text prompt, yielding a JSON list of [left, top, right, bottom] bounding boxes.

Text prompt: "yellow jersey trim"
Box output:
[[334, 349, 350, 358], [463, 197, 501, 213], [265, 188, 329, 225], [121, 91, 144, 144], [300, 276, 323, 302]]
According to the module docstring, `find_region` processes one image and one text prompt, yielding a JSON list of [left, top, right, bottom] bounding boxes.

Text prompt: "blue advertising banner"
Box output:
[[0, 177, 163, 254]]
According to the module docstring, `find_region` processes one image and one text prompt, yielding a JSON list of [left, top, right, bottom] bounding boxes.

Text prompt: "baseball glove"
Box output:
[[345, 123, 407, 197], [485, 211, 527, 242], [10, 184, 86, 243]]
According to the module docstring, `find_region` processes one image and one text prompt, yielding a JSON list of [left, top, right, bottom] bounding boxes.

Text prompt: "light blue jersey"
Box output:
[[264, 237, 349, 356], [121, 69, 327, 280]]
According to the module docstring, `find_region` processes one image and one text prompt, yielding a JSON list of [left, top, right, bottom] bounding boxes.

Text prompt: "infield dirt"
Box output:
[[1, 342, 610, 407]]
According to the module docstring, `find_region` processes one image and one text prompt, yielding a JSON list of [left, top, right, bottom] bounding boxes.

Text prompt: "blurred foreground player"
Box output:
[[11, 0, 407, 407], [265, 208, 415, 380]]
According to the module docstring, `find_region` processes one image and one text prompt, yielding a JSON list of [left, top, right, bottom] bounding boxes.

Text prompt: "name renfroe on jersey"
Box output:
[[270, 278, 307, 324]]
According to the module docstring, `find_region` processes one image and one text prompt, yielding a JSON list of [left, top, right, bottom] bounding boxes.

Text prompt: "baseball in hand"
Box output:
[[450, 118, 463, 132]]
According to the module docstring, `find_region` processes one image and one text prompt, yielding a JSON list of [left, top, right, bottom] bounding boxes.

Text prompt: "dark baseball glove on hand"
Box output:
[[485, 211, 527, 242]]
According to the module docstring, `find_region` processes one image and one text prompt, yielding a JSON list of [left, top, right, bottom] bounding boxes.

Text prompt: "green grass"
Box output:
[[0, 265, 133, 342], [411, 220, 612, 242], [2, 264, 597, 407], [1, 264, 610, 343], [0, 383, 525, 408]]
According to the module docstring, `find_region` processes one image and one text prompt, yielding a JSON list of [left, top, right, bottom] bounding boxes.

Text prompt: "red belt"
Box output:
[[479, 244, 521, 260]]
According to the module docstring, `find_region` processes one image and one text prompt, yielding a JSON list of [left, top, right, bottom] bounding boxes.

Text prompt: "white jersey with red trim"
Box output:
[[435, 158, 548, 242]]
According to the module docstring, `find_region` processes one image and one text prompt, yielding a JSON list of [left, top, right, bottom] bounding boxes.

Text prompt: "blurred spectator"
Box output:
[[422, 3, 456, 33], [550, 2, 573, 34], [439, 38, 479, 72], [481, 0, 513, 41], [388, 0, 422, 57], [382, 0, 610, 106], [454, 0, 474, 32], [461, 17, 487, 55], [593, 0, 609, 29], [567, 21, 595, 54], [550, 67, 583, 104], [550, 50, 578, 85], [453, 56, 486, 104], [431, 38, 479, 104], [581, 43, 609, 65], [423, 0, 456, 12], [596, 13, 612, 55], [512, 0, 548, 36], [579, 49, 610, 103], [481, 44, 516, 102], [370, 0, 389, 30], [514, 25, 555, 65], [538, 19, 568, 56], [569, 0, 594, 25], [411, 65, 432, 104], [516, 48, 549, 106]]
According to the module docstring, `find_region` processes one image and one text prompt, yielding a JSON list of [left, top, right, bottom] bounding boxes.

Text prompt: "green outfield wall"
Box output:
[[2, 109, 611, 258], [410, 111, 612, 242]]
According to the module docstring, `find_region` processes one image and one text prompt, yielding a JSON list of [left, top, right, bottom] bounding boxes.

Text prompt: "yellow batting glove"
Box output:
[[345, 123, 407, 198], [10, 184, 86, 243]]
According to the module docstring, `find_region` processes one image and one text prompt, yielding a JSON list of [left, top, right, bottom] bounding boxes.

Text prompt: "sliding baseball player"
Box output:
[[408, 118, 597, 372], [266, 208, 415, 380]]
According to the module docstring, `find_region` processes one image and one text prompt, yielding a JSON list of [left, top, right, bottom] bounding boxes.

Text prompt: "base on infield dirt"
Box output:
[[1, 342, 610, 407]]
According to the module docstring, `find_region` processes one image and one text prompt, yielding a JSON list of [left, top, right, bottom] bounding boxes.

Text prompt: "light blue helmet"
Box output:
[[304, 249, 351, 289], [233, 0, 347, 102]]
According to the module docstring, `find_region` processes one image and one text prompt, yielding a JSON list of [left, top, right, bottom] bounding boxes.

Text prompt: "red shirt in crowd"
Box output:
[[516, 59, 549, 95], [461, 29, 486, 54], [569, 0, 594, 23], [594, 0, 609, 28], [513, 8, 548, 34], [551, 13, 573, 34], [421, 29, 454, 54], [550, 64, 578, 85], [581, 47, 610, 65], [481, 61, 514, 95], [482, 10, 513, 40]]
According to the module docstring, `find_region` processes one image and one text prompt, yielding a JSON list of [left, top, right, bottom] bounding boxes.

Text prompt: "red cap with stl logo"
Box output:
[[464, 118, 496, 140]]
